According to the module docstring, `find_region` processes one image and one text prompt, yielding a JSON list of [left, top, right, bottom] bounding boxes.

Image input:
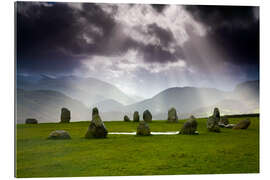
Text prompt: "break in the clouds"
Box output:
[[16, 2, 259, 98]]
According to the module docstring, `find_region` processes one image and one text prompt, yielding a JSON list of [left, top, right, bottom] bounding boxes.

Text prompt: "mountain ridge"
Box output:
[[16, 78, 259, 123], [17, 74, 138, 106]]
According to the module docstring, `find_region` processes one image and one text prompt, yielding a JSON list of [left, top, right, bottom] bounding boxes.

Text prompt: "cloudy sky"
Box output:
[[16, 2, 259, 98]]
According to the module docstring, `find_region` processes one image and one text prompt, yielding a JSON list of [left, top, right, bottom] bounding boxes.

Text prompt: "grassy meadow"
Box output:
[[16, 116, 259, 177]]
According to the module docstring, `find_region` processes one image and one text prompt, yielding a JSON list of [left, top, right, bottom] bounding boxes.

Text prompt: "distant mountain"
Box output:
[[16, 89, 90, 124], [99, 111, 133, 121], [17, 75, 137, 106], [125, 87, 228, 115], [188, 82, 260, 117], [190, 99, 257, 118], [91, 99, 124, 112], [122, 80, 259, 119], [16, 78, 259, 122], [233, 80, 259, 103]]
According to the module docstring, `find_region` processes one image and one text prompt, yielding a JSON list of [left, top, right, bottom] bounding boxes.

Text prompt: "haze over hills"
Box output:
[[91, 99, 124, 112], [124, 87, 228, 115], [16, 89, 90, 124], [17, 76, 259, 123], [17, 75, 138, 106], [233, 80, 259, 105]]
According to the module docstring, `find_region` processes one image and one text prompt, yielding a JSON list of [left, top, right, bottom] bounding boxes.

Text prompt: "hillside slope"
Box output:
[[17, 75, 136, 106], [16, 89, 90, 123]]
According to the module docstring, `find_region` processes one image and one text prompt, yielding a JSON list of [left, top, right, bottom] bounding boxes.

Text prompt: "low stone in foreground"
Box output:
[[48, 130, 71, 140], [136, 121, 151, 136], [25, 118, 38, 124], [180, 117, 198, 135], [207, 116, 220, 132], [233, 119, 251, 129]]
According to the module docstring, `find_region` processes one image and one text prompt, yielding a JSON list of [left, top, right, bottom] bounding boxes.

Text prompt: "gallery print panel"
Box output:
[[15, 1, 259, 177]]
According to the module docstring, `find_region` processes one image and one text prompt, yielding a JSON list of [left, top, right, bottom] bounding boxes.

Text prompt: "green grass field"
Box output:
[[16, 117, 259, 177]]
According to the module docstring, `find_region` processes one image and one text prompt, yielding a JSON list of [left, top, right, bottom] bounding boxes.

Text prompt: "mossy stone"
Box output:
[[60, 108, 70, 123], [180, 118, 198, 135], [143, 110, 152, 122], [136, 121, 151, 136], [207, 116, 220, 132], [167, 107, 178, 123], [25, 118, 38, 124], [133, 111, 140, 122], [85, 107, 108, 138], [48, 130, 71, 140], [124, 115, 131, 122], [233, 119, 251, 129]]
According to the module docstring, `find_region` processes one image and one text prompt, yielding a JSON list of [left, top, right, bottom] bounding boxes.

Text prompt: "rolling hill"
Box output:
[[124, 87, 228, 115], [17, 75, 137, 106], [16, 89, 90, 123], [16, 78, 259, 122], [90, 99, 124, 112]]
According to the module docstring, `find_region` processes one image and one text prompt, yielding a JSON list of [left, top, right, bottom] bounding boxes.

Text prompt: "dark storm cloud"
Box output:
[[147, 23, 174, 47], [16, 2, 259, 85], [17, 2, 86, 73], [184, 5, 259, 66], [151, 4, 167, 13], [141, 44, 176, 63], [16, 2, 181, 74], [137, 23, 184, 63], [16, 3, 260, 96]]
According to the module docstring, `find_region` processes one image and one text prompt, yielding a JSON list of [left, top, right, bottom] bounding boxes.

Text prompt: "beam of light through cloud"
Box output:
[[16, 2, 259, 98]]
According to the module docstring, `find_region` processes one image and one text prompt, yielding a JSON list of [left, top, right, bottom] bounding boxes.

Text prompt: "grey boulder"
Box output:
[[25, 118, 38, 124], [124, 115, 131, 122], [136, 121, 151, 136], [167, 107, 178, 123], [180, 118, 198, 135], [133, 111, 140, 122], [48, 130, 71, 140], [143, 110, 152, 122], [207, 116, 220, 132], [233, 119, 251, 129]]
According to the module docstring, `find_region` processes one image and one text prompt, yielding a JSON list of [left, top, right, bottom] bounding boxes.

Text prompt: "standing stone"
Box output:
[[167, 107, 178, 123], [143, 110, 152, 122], [124, 115, 131, 122], [180, 117, 198, 135], [92, 107, 99, 118], [207, 107, 221, 132], [85, 107, 108, 138], [133, 111, 140, 122], [213, 107, 220, 119], [190, 115, 196, 120], [25, 118, 38, 124], [207, 116, 220, 132], [60, 108, 71, 123], [48, 130, 71, 140], [233, 119, 251, 129], [136, 121, 151, 136]]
